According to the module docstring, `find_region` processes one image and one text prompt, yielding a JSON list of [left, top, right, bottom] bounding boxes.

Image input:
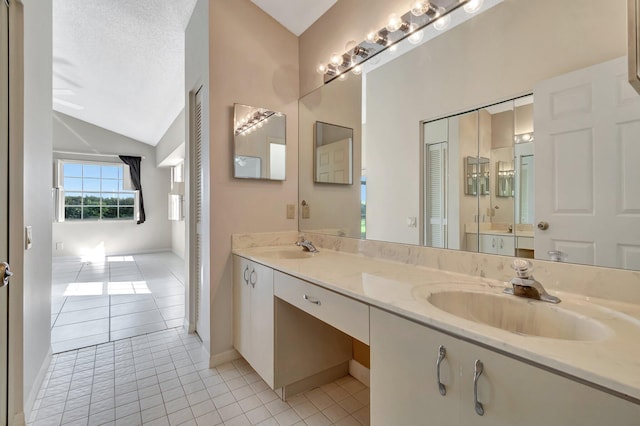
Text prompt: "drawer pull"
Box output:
[[473, 360, 485, 416], [436, 345, 447, 396], [303, 294, 321, 306]]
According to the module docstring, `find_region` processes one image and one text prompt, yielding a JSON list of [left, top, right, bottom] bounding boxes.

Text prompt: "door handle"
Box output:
[[537, 221, 549, 230], [473, 360, 485, 416], [243, 266, 250, 285], [1, 262, 12, 287], [436, 345, 447, 396]]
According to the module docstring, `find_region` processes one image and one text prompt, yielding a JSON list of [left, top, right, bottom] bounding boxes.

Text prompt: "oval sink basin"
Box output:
[[258, 248, 315, 260], [421, 289, 611, 341]]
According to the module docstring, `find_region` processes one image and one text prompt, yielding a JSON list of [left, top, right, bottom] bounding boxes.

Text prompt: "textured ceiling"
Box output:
[[250, 0, 337, 36], [53, 0, 197, 146]]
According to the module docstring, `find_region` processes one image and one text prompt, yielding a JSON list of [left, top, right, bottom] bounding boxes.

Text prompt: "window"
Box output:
[[58, 161, 138, 221]]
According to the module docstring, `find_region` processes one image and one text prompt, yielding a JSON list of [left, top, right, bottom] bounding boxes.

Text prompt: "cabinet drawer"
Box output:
[[274, 271, 369, 344]]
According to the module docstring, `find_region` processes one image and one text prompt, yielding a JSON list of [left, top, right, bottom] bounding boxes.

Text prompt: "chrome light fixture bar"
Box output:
[[320, 0, 473, 84]]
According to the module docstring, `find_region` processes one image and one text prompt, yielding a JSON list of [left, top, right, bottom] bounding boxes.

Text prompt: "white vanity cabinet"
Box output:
[[233, 256, 274, 387], [370, 307, 640, 426], [479, 233, 514, 256]]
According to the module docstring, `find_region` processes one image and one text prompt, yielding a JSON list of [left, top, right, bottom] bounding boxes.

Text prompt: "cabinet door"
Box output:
[[233, 256, 252, 359], [370, 308, 462, 426], [458, 342, 640, 426], [496, 235, 514, 256], [479, 234, 496, 254], [249, 261, 274, 387]]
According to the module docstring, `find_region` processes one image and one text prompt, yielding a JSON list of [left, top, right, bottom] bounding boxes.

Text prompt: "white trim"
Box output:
[[23, 350, 51, 423], [349, 359, 370, 387], [210, 349, 240, 368]]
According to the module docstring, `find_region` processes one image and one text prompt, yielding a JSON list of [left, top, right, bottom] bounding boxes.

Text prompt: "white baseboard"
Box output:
[[210, 349, 240, 368], [24, 349, 52, 424], [349, 359, 370, 387]]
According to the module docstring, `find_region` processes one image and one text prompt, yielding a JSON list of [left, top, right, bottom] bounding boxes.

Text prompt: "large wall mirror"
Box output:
[[299, 0, 640, 271], [233, 103, 286, 181]]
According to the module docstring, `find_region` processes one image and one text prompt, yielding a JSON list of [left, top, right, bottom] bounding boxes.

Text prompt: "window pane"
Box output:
[[119, 193, 135, 205], [63, 177, 83, 191], [63, 163, 82, 177], [102, 206, 117, 219], [102, 193, 118, 206], [101, 179, 119, 192], [83, 178, 100, 191], [101, 166, 120, 179], [119, 207, 134, 219], [83, 193, 101, 206], [83, 164, 100, 178], [65, 207, 81, 220], [83, 206, 101, 219], [64, 192, 83, 206]]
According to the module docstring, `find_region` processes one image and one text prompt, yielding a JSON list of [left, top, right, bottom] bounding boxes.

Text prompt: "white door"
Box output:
[[425, 142, 448, 248], [193, 87, 204, 335], [315, 138, 352, 183], [0, 2, 10, 423], [535, 57, 640, 269]]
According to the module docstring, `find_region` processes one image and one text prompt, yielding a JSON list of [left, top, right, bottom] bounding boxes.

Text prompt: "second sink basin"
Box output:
[[418, 288, 611, 341]]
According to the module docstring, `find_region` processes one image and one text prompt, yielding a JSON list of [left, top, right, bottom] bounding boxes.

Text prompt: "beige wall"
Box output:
[[208, 0, 299, 357], [299, 73, 362, 238]]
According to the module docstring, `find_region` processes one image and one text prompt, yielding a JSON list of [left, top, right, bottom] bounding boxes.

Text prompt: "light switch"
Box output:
[[406, 217, 417, 228], [25, 226, 32, 250], [286, 204, 295, 219]]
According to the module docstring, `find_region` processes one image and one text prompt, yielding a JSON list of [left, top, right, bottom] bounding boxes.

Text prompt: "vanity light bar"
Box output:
[[234, 109, 278, 136], [320, 0, 472, 84]]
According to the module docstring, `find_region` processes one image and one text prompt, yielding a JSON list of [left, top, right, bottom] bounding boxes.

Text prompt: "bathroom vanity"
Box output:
[[232, 241, 640, 425]]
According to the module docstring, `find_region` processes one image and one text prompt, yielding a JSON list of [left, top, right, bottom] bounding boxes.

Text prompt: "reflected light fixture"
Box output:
[[407, 23, 424, 44], [514, 132, 534, 144], [433, 9, 451, 31], [234, 109, 276, 136], [464, 0, 484, 13]]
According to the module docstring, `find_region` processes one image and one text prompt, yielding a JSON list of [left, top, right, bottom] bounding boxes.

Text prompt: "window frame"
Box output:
[[54, 159, 139, 223]]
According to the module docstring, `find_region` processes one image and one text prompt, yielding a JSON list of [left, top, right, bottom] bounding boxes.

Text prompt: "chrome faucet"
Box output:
[[503, 259, 560, 304], [296, 239, 319, 253]]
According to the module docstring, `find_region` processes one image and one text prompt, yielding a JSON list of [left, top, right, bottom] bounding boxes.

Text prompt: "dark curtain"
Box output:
[[119, 155, 146, 224]]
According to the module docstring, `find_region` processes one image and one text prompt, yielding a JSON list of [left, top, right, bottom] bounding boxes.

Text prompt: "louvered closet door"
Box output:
[[194, 88, 203, 334], [425, 142, 448, 248]]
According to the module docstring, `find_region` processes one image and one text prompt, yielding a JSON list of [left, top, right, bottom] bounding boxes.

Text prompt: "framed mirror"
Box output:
[[233, 103, 286, 181], [314, 121, 353, 184]]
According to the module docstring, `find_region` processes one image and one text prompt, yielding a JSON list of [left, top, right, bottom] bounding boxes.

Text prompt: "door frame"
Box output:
[[7, 1, 25, 424]]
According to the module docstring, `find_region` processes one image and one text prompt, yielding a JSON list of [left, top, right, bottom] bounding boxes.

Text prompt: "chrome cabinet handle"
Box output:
[[499, 238, 504, 249], [436, 345, 447, 396], [243, 266, 249, 285], [303, 294, 321, 305], [249, 269, 257, 288], [492, 238, 496, 248], [473, 360, 485, 416]]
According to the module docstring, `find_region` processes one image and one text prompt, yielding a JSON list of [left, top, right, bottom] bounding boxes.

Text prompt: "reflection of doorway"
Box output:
[[424, 142, 448, 248]]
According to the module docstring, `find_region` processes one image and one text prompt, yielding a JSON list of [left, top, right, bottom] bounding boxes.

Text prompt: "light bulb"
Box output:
[[352, 65, 363, 76], [338, 73, 348, 81], [316, 64, 327, 74], [365, 31, 378, 44], [386, 13, 403, 32], [330, 52, 342, 66], [410, 0, 428, 16], [463, 0, 483, 13], [344, 40, 357, 52], [433, 11, 450, 31], [407, 23, 424, 44]]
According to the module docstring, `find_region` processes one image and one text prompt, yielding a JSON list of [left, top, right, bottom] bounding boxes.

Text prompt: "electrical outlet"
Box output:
[[286, 204, 295, 219], [56, 242, 63, 251]]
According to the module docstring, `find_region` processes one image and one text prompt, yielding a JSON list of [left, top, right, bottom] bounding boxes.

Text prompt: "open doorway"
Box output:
[[49, 0, 198, 353]]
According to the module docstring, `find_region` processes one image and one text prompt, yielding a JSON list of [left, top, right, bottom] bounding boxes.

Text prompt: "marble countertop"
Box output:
[[233, 245, 640, 402]]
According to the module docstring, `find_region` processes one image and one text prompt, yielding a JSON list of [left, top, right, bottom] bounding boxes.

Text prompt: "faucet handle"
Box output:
[[511, 259, 533, 278]]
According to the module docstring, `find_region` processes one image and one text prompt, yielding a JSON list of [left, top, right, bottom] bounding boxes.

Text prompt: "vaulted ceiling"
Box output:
[[52, 0, 335, 147]]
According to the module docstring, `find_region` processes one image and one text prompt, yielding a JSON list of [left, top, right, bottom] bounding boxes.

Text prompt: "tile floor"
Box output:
[[51, 252, 186, 353], [28, 328, 371, 426]]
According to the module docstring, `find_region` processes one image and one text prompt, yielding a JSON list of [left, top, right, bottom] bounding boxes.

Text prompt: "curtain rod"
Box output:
[[53, 150, 146, 160]]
